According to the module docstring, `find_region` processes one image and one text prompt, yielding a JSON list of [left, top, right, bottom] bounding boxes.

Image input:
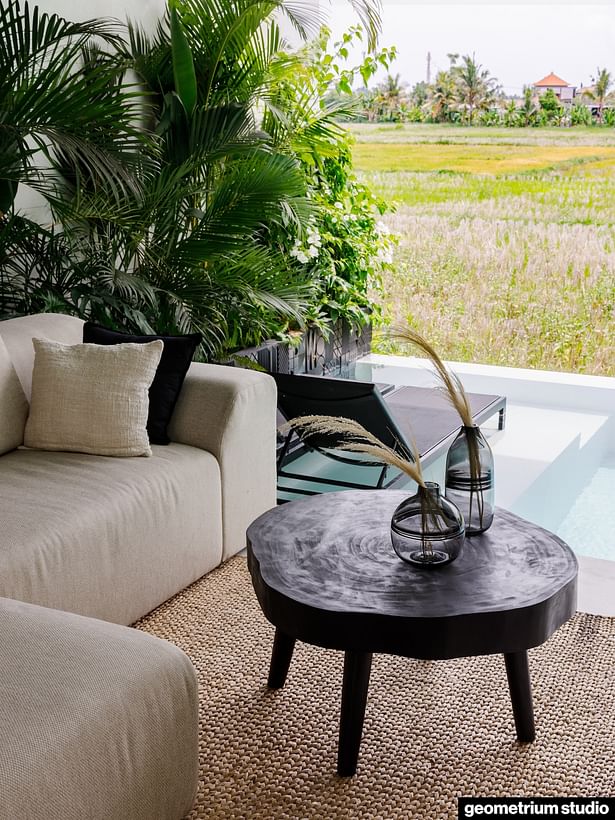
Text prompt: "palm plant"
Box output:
[[454, 54, 499, 124], [427, 69, 458, 123], [57, 0, 323, 355], [0, 213, 158, 324], [520, 85, 537, 127], [589, 68, 612, 124], [103, 0, 384, 353], [371, 73, 404, 121]]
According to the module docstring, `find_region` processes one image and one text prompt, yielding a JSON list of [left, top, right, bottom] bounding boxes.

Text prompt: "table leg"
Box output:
[[338, 651, 373, 777], [267, 629, 296, 689], [504, 651, 536, 742]]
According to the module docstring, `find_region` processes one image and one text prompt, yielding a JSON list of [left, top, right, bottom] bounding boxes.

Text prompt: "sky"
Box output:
[[325, 2, 615, 95]]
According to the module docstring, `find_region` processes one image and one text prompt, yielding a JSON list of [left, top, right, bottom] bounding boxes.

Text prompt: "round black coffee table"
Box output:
[[246, 490, 578, 776]]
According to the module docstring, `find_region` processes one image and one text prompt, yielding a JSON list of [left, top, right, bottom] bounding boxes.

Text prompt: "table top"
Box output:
[[247, 491, 578, 659]]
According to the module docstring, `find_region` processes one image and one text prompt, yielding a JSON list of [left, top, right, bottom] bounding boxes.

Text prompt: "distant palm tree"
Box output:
[[520, 85, 537, 126], [373, 73, 405, 120], [454, 54, 499, 124], [410, 80, 428, 107], [589, 68, 612, 123], [428, 70, 457, 123]]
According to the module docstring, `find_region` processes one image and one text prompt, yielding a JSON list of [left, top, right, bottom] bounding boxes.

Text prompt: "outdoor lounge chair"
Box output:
[[274, 373, 412, 495], [273, 372, 506, 499]]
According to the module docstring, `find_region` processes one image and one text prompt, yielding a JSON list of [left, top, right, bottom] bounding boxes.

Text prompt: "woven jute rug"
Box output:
[[136, 558, 615, 819]]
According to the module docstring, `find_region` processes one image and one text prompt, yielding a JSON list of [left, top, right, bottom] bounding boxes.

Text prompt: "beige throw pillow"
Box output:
[[24, 338, 164, 457]]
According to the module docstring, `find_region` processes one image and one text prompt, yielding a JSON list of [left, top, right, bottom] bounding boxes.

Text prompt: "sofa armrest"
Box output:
[[168, 362, 277, 560]]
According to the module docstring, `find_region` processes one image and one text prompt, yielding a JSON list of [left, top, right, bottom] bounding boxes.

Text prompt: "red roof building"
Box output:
[[532, 72, 576, 102], [534, 72, 570, 88]]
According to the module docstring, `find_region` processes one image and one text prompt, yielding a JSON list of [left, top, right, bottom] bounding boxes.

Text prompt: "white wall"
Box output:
[[34, 0, 166, 27]]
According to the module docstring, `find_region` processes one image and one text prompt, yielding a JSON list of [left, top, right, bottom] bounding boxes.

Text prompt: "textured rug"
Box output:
[[136, 558, 615, 820]]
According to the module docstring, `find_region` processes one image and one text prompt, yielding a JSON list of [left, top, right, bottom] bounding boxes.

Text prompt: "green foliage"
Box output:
[[518, 86, 539, 127], [405, 106, 425, 123], [570, 103, 592, 127], [538, 88, 563, 124], [502, 100, 518, 127], [0, 215, 157, 328], [301, 143, 395, 328], [454, 54, 499, 124], [603, 108, 615, 127], [427, 67, 458, 123], [410, 81, 428, 108], [1, 0, 387, 358], [589, 67, 613, 123], [264, 26, 396, 332], [479, 109, 501, 127], [169, 3, 197, 114], [368, 73, 407, 122]]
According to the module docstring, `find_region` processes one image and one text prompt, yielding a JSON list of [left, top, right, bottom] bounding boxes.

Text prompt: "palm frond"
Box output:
[[276, 0, 326, 42], [0, 0, 143, 206]]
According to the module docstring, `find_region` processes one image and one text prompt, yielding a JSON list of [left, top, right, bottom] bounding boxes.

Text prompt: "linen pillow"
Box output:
[[0, 336, 29, 455], [82, 323, 202, 445], [24, 338, 163, 457]]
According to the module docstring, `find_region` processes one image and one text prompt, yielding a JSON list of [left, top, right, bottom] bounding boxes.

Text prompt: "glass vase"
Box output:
[[445, 425, 494, 535], [390, 482, 465, 568]]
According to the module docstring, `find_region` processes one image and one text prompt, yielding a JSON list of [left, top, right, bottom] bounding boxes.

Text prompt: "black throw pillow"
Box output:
[[83, 323, 202, 445]]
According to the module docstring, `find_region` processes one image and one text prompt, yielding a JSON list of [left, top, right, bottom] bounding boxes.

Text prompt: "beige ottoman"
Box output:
[[0, 596, 198, 819]]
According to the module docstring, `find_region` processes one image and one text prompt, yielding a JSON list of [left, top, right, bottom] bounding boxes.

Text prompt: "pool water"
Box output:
[[556, 458, 615, 561]]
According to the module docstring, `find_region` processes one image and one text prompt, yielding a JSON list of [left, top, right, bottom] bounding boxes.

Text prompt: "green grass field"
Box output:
[[351, 124, 615, 376]]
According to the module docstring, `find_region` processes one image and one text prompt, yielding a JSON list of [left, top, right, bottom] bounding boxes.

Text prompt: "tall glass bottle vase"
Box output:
[[445, 425, 495, 535], [390, 482, 465, 568]]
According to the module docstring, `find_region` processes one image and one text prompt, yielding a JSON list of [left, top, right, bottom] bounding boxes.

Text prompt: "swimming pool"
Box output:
[[556, 458, 615, 562]]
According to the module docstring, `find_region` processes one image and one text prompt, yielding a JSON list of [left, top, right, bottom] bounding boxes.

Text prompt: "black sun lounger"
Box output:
[[273, 372, 506, 500]]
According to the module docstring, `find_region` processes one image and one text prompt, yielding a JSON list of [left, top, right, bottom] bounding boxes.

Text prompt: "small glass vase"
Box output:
[[445, 425, 495, 535], [390, 482, 465, 568]]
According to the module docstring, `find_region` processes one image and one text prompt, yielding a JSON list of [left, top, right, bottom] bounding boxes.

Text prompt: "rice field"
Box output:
[[351, 124, 615, 376]]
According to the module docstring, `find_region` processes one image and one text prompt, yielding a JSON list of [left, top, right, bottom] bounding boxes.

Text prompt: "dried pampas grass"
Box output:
[[383, 326, 487, 525], [386, 326, 473, 426], [284, 415, 425, 487]]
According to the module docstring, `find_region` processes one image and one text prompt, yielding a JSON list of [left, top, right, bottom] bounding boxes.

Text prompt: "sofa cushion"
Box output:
[[0, 444, 223, 624], [0, 595, 198, 820], [0, 336, 28, 455], [25, 338, 163, 457], [83, 322, 202, 446]]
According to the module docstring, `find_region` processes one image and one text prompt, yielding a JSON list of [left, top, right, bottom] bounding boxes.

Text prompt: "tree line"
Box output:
[[350, 56, 615, 127]]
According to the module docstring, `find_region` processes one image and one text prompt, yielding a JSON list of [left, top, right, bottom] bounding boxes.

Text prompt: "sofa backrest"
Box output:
[[0, 337, 29, 455], [0, 313, 84, 400]]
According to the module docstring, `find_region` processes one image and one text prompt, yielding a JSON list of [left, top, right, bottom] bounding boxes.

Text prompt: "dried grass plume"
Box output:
[[284, 415, 425, 487], [386, 326, 473, 427]]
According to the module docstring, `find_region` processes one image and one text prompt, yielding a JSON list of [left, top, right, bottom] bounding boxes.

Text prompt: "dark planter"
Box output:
[[221, 320, 372, 377]]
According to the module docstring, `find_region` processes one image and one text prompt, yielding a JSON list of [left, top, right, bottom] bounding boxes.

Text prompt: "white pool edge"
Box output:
[[360, 354, 615, 415]]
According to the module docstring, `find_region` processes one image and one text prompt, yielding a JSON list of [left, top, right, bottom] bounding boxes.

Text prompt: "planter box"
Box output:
[[222, 320, 372, 376], [219, 321, 373, 470]]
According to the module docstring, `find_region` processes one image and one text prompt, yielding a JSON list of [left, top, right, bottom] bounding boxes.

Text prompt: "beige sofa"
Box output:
[[0, 313, 278, 819]]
